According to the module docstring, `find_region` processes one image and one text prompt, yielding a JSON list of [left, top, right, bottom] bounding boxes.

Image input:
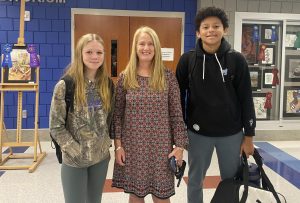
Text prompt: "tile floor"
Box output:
[[0, 141, 299, 203]]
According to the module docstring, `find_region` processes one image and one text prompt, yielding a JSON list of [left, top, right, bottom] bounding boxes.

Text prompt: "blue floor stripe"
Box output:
[[0, 171, 4, 177], [3, 146, 29, 154], [255, 142, 300, 189], [255, 142, 300, 171]]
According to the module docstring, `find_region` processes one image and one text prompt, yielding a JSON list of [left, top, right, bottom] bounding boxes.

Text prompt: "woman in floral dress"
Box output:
[[111, 26, 188, 203]]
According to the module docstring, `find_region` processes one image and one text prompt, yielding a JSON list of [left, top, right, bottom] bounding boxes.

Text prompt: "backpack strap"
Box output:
[[225, 49, 236, 81], [188, 49, 236, 83], [61, 75, 75, 120], [50, 75, 75, 164], [188, 49, 197, 83]]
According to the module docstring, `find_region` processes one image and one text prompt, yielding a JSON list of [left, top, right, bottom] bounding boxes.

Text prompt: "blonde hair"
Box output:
[[64, 33, 112, 112], [123, 26, 166, 91]]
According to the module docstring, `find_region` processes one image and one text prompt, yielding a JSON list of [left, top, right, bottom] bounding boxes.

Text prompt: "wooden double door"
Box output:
[[74, 14, 182, 79]]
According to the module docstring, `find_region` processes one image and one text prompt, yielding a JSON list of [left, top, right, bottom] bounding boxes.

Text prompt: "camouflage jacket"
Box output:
[[49, 79, 114, 168]]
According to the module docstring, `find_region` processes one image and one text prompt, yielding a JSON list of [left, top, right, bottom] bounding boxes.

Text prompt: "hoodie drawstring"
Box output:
[[202, 54, 206, 80], [214, 53, 225, 82]]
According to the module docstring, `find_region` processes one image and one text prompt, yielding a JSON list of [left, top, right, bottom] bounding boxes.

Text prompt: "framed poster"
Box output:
[[249, 67, 261, 91], [241, 25, 258, 65], [285, 33, 297, 49], [262, 69, 274, 88], [3, 46, 34, 83], [261, 44, 275, 65], [283, 86, 300, 117], [253, 92, 271, 120], [285, 55, 300, 82], [260, 25, 277, 43]]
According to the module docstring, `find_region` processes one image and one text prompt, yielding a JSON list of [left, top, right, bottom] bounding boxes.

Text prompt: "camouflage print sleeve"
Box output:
[[49, 80, 81, 158]]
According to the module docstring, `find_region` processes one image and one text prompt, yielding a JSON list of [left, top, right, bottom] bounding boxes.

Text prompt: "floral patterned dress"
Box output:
[[111, 69, 188, 198]]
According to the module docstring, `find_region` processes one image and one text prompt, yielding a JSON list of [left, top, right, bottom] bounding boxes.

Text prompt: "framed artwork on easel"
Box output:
[[2, 46, 34, 83], [0, 0, 46, 173]]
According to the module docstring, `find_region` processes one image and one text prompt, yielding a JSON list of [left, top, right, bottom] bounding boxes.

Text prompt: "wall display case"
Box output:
[[235, 12, 300, 128]]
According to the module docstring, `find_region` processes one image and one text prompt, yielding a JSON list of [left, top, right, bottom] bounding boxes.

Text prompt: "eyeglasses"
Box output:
[[169, 156, 186, 187]]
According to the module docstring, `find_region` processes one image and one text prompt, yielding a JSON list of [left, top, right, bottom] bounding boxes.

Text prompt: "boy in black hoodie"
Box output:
[[176, 7, 256, 203]]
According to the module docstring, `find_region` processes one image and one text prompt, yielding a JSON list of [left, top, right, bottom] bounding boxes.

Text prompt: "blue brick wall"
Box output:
[[0, 18, 13, 30], [0, 5, 6, 17], [39, 19, 51, 31], [0, 0, 197, 129]]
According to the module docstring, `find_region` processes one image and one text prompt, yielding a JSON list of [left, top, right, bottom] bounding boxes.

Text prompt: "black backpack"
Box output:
[[50, 75, 74, 164]]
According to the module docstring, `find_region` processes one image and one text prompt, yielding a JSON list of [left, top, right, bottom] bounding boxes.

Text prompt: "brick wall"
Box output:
[[0, 0, 197, 129]]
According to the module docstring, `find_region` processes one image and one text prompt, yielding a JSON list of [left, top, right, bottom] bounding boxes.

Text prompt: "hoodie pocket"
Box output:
[[196, 104, 237, 132], [81, 137, 111, 163]]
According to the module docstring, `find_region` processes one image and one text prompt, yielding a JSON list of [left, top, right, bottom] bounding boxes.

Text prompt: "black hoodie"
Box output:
[[176, 38, 256, 137]]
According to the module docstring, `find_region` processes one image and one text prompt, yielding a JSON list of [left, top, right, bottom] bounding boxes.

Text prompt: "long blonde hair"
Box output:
[[123, 26, 166, 91], [64, 33, 112, 112]]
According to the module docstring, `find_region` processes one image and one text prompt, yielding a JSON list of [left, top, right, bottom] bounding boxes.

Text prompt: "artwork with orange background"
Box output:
[[242, 25, 257, 64]]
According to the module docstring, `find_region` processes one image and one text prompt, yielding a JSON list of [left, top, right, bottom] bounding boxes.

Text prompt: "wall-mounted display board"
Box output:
[[235, 12, 300, 128]]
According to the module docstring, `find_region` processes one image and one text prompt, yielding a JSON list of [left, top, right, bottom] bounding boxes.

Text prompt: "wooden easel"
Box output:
[[0, 0, 46, 172], [0, 116, 12, 155]]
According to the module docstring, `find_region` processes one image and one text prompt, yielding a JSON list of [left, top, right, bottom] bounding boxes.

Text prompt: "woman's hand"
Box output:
[[168, 147, 184, 166], [115, 146, 125, 166]]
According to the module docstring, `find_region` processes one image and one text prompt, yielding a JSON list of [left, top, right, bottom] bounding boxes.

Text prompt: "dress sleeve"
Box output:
[[167, 70, 188, 149], [111, 74, 126, 139], [49, 80, 81, 157]]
